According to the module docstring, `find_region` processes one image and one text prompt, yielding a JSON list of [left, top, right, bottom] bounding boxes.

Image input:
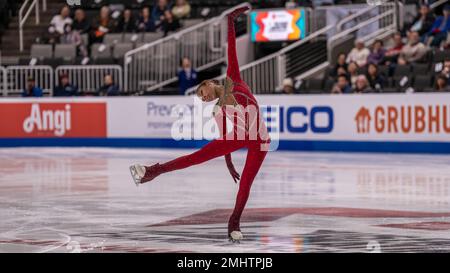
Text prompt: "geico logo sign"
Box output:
[[23, 104, 71, 136], [355, 105, 450, 134], [264, 106, 334, 134]]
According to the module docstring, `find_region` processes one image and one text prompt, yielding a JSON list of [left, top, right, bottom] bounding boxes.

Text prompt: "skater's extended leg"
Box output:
[[131, 137, 247, 185], [159, 139, 246, 173]]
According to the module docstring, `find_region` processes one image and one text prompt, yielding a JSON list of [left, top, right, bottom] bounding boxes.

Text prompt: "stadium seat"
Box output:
[[54, 44, 77, 61], [123, 33, 142, 43], [43, 57, 64, 69], [412, 63, 430, 76], [18, 57, 36, 66], [377, 65, 389, 77], [413, 75, 432, 92], [143, 32, 163, 43], [91, 43, 112, 59], [393, 75, 411, 92], [182, 19, 204, 29], [113, 43, 133, 59], [103, 33, 124, 45], [433, 50, 450, 63], [382, 87, 398, 93], [323, 79, 335, 92], [93, 57, 115, 65], [30, 44, 53, 60], [393, 65, 411, 77], [307, 79, 324, 93]]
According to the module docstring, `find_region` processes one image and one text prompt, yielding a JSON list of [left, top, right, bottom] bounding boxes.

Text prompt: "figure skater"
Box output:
[[130, 6, 270, 242]]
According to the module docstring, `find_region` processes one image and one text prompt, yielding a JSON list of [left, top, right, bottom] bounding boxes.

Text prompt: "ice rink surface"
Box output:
[[1, 147, 450, 253]]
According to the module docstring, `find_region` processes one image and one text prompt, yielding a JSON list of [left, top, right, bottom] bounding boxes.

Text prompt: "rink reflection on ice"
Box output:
[[1, 148, 450, 253]]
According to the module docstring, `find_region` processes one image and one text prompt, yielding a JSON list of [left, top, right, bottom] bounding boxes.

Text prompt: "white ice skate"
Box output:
[[229, 231, 243, 243], [129, 164, 146, 186]]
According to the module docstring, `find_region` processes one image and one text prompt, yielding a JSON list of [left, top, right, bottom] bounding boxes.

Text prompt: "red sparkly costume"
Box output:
[[141, 7, 269, 236]]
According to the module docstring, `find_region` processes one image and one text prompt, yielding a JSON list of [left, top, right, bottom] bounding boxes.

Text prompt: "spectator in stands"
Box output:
[[97, 74, 120, 96], [366, 63, 385, 92], [172, 0, 191, 20], [435, 74, 450, 92], [440, 60, 450, 85], [336, 67, 348, 77], [367, 39, 386, 65], [346, 39, 370, 67], [397, 55, 408, 66], [22, 77, 43, 97], [72, 9, 91, 34], [445, 41, 450, 50], [50, 5, 73, 35], [331, 75, 352, 94], [353, 75, 372, 94], [428, 4, 450, 47], [152, 0, 170, 27], [54, 73, 79, 97], [400, 31, 428, 63], [347, 61, 359, 88], [137, 6, 156, 32], [282, 78, 295, 95], [90, 6, 115, 45], [329, 53, 347, 78], [161, 10, 181, 36], [384, 32, 404, 64], [61, 23, 88, 58], [405, 4, 434, 38], [178, 57, 198, 95], [116, 9, 137, 33], [46, 26, 61, 45]]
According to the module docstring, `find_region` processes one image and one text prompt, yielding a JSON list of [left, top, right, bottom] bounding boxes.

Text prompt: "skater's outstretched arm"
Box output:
[[215, 109, 240, 183], [226, 7, 249, 83]]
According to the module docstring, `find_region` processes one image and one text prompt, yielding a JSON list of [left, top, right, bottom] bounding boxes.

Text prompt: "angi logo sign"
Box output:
[[23, 104, 72, 136], [355, 107, 371, 133], [0, 102, 107, 138]]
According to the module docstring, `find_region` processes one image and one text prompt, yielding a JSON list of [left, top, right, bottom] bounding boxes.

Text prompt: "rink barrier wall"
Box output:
[[1, 94, 450, 154], [1, 138, 450, 154]]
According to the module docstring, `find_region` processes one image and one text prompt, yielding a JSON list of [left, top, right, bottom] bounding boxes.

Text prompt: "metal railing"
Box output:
[[328, 9, 397, 55], [5, 66, 54, 96], [55, 65, 123, 93], [187, 25, 333, 95], [430, 0, 448, 10], [124, 2, 251, 93], [19, 0, 41, 52], [336, 3, 398, 32], [186, 2, 398, 94], [0, 66, 6, 97]]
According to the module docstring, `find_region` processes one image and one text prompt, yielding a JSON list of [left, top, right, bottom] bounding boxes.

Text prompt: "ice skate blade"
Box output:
[[229, 231, 243, 243], [129, 165, 142, 187], [229, 238, 241, 244]]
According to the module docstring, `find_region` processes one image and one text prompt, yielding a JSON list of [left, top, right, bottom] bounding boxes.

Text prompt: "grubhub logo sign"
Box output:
[[355, 105, 450, 134], [0, 103, 107, 138]]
